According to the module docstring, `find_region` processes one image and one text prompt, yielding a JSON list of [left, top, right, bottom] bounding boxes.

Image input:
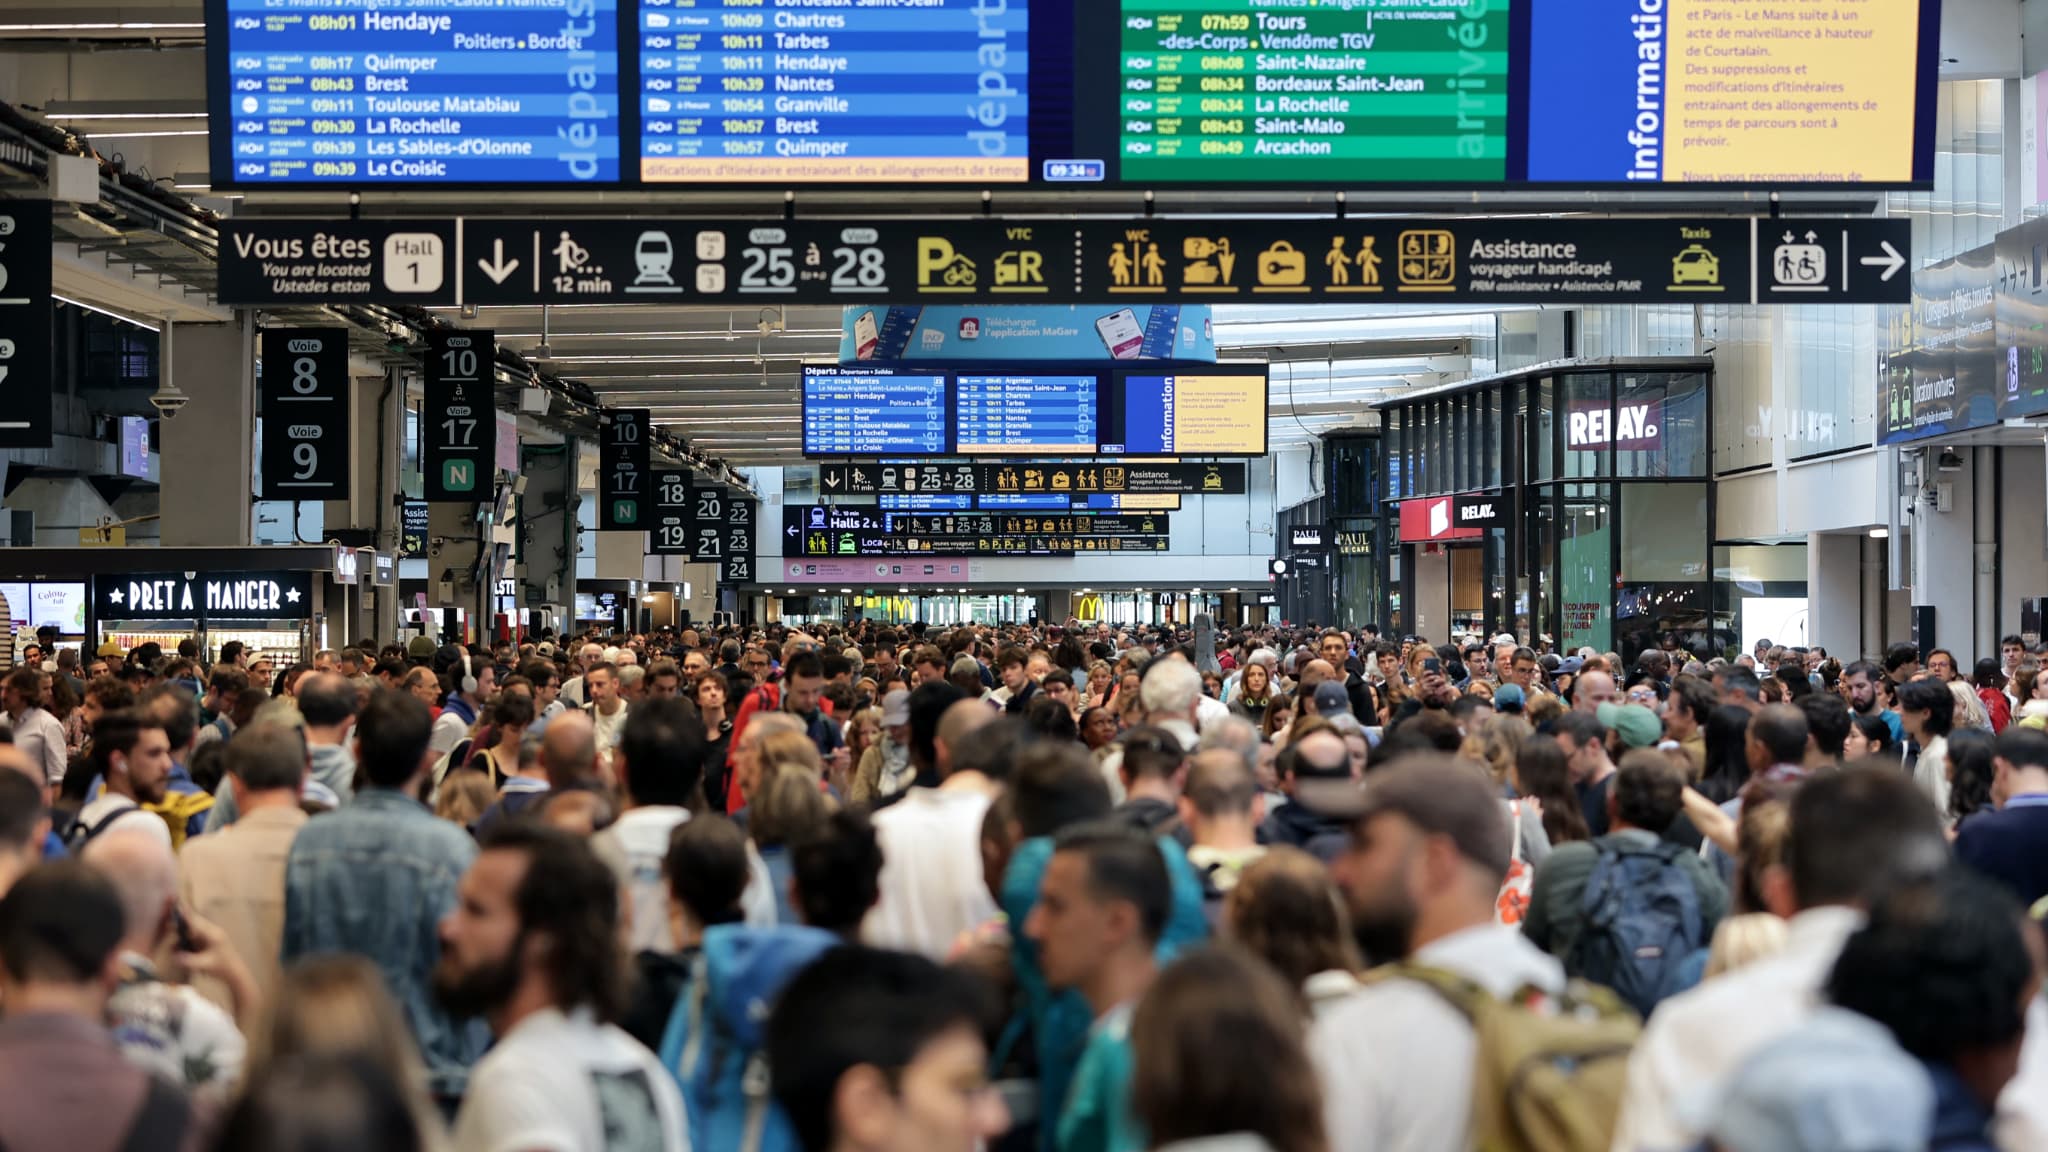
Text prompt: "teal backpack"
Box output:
[[658, 923, 839, 1152]]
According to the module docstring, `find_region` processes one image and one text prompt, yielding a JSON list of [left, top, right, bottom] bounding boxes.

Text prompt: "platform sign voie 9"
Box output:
[[260, 328, 351, 500]]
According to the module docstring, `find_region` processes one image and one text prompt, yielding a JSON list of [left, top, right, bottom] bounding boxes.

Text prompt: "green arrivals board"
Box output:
[[1117, 0, 1511, 184]]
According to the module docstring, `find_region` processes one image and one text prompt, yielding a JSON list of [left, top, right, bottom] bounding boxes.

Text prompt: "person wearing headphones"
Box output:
[[429, 646, 493, 759]]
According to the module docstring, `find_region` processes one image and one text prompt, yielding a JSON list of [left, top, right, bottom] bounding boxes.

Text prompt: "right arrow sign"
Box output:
[[1754, 219, 1912, 305]]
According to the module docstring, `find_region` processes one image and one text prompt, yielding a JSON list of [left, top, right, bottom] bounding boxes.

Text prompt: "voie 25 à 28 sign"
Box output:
[[93, 571, 315, 621]]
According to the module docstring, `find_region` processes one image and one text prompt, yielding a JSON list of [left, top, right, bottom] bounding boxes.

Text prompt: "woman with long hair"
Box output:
[[1232, 661, 1274, 721], [1131, 946, 1328, 1152], [749, 730, 832, 924], [1513, 734, 1590, 847], [1460, 713, 1527, 794], [257, 956, 445, 1147], [1085, 661, 1116, 711], [1261, 693, 1298, 744], [464, 691, 532, 790], [1224, 848, 1361, 1016], [1945, 726, 1999, 830], [1696, 704, 1755, 805]]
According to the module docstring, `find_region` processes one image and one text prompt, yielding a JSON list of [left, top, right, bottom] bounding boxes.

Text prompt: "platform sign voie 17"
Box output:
[[598, 408, 651, 530], [259, 327, 351, 500], [423, 330, 494, 502]]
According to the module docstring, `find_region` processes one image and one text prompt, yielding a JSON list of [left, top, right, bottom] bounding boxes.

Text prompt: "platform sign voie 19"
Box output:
[[210, 0, 621, 186], [599, 408, 651, 530], [650, 470, 693, 556], [259, 327, 351, 500], [423, 330, 494, 502]]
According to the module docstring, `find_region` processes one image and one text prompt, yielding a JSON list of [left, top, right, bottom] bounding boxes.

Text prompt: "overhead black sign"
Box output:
[[1289, 526, 1327, 550], [688, 484, 731, 562], [650, 471, 693, 557], [448, 217, 1907, 307], [721, 499, 757, 586], [1456, 493, 1506, 529], [821, 461, 1245, 498], [0, 202, 53, 449], [423, 330, 494, 502], [599, 409, 651, 531], [217, 220, 458, 307], [259, 328, 350, 500], [93, 571, 314, 622], [401, 501, 430, 557], [783, 507, 1169, 558]]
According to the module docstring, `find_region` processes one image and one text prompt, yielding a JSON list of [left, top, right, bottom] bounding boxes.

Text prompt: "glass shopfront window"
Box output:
[[1559, 483, 1613, 652], [1532, 376, 1557, 483], [1563, 372, 1614, 479], [1616, 370, 1709, 479]]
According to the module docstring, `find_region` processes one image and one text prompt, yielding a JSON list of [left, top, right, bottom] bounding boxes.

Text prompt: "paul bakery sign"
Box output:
[[94, 572, 314, 621]]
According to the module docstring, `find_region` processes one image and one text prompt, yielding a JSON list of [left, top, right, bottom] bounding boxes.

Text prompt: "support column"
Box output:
[[320, 368, 402, 644], [427, 498, 486, 645], [518, 442, 581, 622], [1807, 532, 1860, 657], [160, 317, 255, 547], [1910, 451, 1975, 657]]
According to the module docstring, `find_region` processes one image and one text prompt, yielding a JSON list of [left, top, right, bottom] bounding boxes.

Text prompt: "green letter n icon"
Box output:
[[443, 460, 474, 493], [613, 499, 638, 525]]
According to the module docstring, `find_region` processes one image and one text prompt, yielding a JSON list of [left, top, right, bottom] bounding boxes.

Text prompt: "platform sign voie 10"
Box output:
[[599, 408, 651, 530], [259, 327, 350, 500], [423, 330, 494, 502]]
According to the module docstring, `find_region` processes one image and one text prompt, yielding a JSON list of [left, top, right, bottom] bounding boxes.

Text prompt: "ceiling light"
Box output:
[[76, 128, 208, 139], [54, 294, 158, 331], [0, 21, 203, 30], [1868, 527, 1890, 539]]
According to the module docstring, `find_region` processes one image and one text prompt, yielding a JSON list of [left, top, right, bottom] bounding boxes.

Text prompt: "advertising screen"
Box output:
[[206, 0, 621, 185], [119, 417, 149, 479], [1105, 368, 1268, 456], [207, 0, 1938, 189], [32, 584, 86, 634], [802, 367, 949, 456]]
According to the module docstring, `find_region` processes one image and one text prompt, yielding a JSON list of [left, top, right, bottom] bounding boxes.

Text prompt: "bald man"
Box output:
[[1298, 659, 1337, 696], [1573, 669, 1617, 714], [538, 708, 601, 791], [867, 696, 1001, 958], [84, 827, 251, 1100]]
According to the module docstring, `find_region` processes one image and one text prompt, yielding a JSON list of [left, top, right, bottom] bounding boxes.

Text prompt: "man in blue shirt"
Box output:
[[1844, 660, 1906, 747], [1955, 727, 2048, 909], [1023, 822, 1170, 1152], [282, 689, 486, 1104]]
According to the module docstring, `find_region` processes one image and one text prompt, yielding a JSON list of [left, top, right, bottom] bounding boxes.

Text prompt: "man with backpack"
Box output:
[[1520, 749, 1728, 1016], [437, 822, 688, 1152], [68, 709, 174, 851], [1310, 754, 1637, 1152]]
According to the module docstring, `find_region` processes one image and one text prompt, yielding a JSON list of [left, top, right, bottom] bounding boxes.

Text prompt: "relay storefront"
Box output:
[[1373, 358, 1716, 663]]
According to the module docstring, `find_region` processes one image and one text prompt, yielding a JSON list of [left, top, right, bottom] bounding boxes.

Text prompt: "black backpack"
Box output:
[[1567, 839, 1705, 1017]]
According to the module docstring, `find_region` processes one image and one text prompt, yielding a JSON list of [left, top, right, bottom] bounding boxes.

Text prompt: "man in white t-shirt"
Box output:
[[865, 689, 999, 959], [72, 709, 173, 849], [583, 665, 631, 775], [437, 821, 689, 1152]]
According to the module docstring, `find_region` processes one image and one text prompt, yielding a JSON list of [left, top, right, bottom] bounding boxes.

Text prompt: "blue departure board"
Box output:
[[955, 374, 1097, 455], [214, 0, 621, 185], [879, 494, 975, 511], [802, 367, 948, 456], [637, 0, 1030, 184]]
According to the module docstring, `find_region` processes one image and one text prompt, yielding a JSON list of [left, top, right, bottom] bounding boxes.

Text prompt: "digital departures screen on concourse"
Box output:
[[638, 0, 1031, 184], [208, 0, 622, 185], [205, 0, 1939, 189]]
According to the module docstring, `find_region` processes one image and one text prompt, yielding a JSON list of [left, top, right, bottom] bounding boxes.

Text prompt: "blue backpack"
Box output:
[[658, 923, 839, 1152], [1568, 838, 1704, 1018]]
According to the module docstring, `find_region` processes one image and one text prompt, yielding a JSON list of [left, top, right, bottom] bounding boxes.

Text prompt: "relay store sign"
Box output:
[[93, 572, 314, 621], [1566, 402, 1663, 451], [1455, 494, 1505, 529], [1397, 497, 1483, 544]]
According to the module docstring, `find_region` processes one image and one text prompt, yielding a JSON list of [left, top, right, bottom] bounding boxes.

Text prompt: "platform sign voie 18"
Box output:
[[650, 470, 693, 556], [259, 327, 351, 500], [423, 330, 494, 502]]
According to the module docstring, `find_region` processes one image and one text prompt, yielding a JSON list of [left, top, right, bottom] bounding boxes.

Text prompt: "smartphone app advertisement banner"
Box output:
[[838, 305, 1216, 363]]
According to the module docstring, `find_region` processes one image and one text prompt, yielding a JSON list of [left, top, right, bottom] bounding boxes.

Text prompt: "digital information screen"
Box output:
[[1106, 372, 1267, 456], [638, 0, 1030, 183], [955, 374, 1098, 455], [210, 0, 622, 184], [802, 367, 949, 456], [207, 0, 1937, 189]]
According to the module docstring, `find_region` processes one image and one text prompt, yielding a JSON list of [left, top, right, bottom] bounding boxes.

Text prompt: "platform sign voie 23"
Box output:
[[424, 330, 494, 502]]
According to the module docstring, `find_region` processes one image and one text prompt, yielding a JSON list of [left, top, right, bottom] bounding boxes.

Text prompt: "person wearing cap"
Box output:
[[849, 688, 915, 806], [1309, 754, 1567, 1152], [1306, 680, 1354, 723], [1520, 749, 1727, 979]]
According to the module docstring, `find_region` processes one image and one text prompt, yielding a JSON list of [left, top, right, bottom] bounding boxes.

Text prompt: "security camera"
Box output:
[[148, 381, 191, 419]]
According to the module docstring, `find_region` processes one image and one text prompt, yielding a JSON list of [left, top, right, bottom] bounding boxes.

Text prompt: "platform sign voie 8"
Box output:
[[260, 328, 350, 500]]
